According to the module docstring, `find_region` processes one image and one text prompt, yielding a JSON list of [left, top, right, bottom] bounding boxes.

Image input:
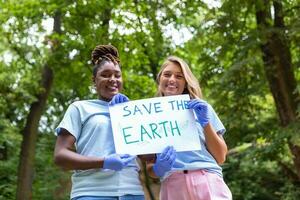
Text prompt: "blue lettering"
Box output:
[[168, 100, 176, 110], [184, 100, 189, 109], [123, 106, 131, 117], [176, 100, 185, 110], [154, 102, 163, 113], [133, 105, 143, 115], [142, 103, 152, 114]]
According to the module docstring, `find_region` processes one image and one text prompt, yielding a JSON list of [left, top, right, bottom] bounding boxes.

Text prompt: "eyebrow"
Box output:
[[163, 70, 183, 74], [99, 69, 121, 73]]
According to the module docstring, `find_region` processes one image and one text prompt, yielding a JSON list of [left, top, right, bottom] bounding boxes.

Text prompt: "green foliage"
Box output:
[[123, 71, 156, 100], [33, 134, 71, 200], [0, 119, 21, 199], [0, 0, 299, 199], [224, 137, 300, 200]]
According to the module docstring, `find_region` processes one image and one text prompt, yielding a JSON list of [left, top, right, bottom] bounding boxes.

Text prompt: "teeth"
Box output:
[[167, 85, 177, 89], [108, 86, 117, 90]]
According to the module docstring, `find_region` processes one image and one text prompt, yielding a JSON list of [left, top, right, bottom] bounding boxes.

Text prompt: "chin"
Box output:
[[113, 91, 120, 96], [111, 91, 120, 97], [165, 92, 171, 96], [164, 92, 178, 96]]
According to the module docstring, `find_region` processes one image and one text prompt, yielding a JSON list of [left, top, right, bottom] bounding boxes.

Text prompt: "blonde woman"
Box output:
[[147, 56, 232, 200]]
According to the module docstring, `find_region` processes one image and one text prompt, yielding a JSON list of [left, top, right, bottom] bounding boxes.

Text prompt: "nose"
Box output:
[[108, 75, 117, 82], [169, 74, 176, 82]]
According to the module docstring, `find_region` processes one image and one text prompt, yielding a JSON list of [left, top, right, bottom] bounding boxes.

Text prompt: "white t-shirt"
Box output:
[[55, 99, 144, 199]]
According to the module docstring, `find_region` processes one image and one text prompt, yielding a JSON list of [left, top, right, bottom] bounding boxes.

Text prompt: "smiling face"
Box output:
[[93, 61, 122, 101], [158, 62, 186, 96]]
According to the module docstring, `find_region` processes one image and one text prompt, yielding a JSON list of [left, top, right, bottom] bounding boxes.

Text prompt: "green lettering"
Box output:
[[140, 125, 152, 141], [149, 123, 161, 139], [122, 126, 139, 144], [158, 121, 169, 137], [170, 120, 181, 136]]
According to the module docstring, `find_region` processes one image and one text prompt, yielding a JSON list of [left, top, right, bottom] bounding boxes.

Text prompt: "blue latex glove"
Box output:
[[153, 146, 176, 177], [109, 93, 129, 106], [188, 99, 209, 128], [103, 154, 136, 171]]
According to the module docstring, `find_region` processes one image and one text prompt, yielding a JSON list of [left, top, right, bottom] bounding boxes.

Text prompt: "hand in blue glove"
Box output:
[[103, 154, 136, 171], [109, 93, 129, 106], [188, 99, 209, 128], [153, 146, 176, 177]]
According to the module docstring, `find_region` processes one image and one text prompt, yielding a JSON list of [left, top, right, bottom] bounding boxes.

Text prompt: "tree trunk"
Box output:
[[134, 0, 164, 80], [101, 6, 112, 43], [16, 10, 61, 199], [16, 65, 53, 200], [255, 0, 300, 180]]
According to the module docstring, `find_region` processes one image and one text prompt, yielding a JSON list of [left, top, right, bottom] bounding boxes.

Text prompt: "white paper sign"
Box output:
[[109, 94, 201, 155]]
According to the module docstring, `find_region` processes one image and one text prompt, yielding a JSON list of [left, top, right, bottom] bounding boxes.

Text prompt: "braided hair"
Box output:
[[91, 44, 120, 77]]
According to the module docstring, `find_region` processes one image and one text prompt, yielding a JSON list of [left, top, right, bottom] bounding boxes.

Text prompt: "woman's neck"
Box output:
[[99, 96, 111, 102]]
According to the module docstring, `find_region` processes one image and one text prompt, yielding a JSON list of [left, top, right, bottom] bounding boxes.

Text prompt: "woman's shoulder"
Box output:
[[204, 101, 218, 115], [69, 100, 109, 113], [71, 99, 107, 106], [69, 99, 88, 108]]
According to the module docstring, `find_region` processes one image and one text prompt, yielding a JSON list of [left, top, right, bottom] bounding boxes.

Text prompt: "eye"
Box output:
[[162, 72, 172, 78], [100, 73, 111, 78], [115, 73, 121, 78], [176, 74, 184, 79]]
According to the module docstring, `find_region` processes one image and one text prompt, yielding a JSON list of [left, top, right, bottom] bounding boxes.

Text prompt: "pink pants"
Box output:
[[160, 170, 232, 200]]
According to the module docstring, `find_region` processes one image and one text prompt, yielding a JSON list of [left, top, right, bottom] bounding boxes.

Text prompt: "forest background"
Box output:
[[0, 0, 299, 199]]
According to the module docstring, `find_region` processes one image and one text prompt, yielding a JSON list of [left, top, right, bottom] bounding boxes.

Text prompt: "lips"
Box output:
[[166, 84, 177, 89], [107, 85, 118, 91]]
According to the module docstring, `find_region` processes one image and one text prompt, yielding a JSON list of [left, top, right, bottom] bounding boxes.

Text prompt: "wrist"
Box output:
[[201, 122, 209, 128], [198, 120, 209, 128], [99, 158, 105, 168], [153, 164, 162, 177]]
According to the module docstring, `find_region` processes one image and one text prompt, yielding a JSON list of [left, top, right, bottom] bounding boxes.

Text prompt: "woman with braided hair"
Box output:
[[54, 44, 145, 200]]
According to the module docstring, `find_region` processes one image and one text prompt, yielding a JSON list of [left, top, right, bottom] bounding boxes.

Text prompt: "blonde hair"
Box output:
[[156, 56, 202, 99]]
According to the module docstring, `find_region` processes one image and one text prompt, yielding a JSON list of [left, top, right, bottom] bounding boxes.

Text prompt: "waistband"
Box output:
[[174, 169, 206, 175]]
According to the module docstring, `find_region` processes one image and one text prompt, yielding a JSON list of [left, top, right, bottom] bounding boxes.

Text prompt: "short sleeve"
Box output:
[[207, 104, 226, 135], [55, 104, 82, 140]]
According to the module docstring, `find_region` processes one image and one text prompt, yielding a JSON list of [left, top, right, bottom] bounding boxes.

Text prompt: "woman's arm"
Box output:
[[54, 129, 104, 170], [139, 154, 158, 178], [203, 123, 228, 164], [188, 99, 228, 165], [146, 162, 158, 178]]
